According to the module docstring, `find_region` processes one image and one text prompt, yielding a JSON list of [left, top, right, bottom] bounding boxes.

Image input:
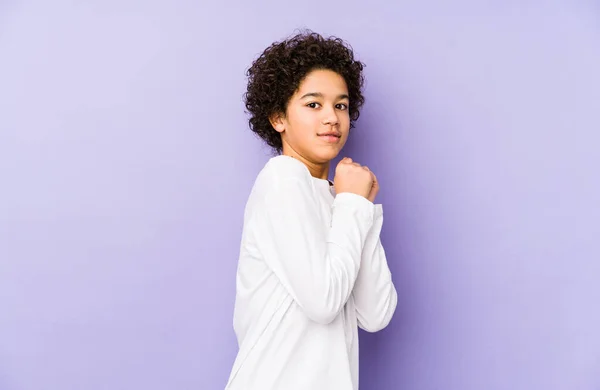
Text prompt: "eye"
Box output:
[[336, 103, 349, 110], [307, 102, 321, 109]]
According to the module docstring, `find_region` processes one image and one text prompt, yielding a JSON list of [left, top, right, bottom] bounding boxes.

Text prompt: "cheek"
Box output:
[[287, 108, 310, 128], [293, 111, 319, 134], [341, 113, 351, 129]]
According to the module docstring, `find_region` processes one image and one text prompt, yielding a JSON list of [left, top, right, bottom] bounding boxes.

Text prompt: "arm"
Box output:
[[254, 175, 375, 325], [353, 205, 397, 332]]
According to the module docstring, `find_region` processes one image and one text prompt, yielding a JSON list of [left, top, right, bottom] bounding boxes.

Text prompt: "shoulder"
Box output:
[[263, 155, 312, 181], [256, 155, 313, 188], [246, 156, 315, 207]]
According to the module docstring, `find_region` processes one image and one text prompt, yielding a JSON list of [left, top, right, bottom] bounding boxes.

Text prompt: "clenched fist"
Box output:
[[333, 157, 379, 202]]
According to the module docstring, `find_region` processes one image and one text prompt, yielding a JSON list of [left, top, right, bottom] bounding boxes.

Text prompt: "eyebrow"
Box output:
[[299, 92, 350, 100]]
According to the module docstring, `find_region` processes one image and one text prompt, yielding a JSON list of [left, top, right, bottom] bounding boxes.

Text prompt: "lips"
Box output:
[[318, 132, 342, 143], [318, 132, 341, 138]]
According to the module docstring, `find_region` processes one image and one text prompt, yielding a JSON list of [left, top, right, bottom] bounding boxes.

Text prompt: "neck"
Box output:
[[281, 146, 330, 180]]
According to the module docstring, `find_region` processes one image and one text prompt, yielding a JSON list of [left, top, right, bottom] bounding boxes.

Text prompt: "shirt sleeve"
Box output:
[[353, 205, 398, 332], [253, 174, 375, 325]]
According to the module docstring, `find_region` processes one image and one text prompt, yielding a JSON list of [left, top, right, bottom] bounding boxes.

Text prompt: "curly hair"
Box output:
[[244, 30, 366, 153]]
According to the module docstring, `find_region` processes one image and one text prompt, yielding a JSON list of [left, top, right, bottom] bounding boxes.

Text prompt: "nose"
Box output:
[[321, 106, 339, 126]]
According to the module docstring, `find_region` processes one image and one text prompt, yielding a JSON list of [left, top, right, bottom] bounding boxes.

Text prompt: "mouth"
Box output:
[[317, 132, 342, 143]]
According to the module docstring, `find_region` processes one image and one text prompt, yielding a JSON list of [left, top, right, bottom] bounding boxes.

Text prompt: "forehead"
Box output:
[[296, 69, 348, 95]]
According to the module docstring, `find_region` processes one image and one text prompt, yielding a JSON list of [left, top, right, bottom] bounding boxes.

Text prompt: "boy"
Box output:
[[226, 31, 397, 390]]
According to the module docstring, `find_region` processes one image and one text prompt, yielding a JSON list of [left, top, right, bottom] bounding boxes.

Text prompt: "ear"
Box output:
[[269, 111, 286, 133]]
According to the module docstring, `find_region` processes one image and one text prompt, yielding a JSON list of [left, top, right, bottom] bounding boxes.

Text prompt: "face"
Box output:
[[270, 69, 351, 165]]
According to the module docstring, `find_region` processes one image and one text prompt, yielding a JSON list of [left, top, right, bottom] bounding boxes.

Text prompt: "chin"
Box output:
[[315, 148, 341, 163]]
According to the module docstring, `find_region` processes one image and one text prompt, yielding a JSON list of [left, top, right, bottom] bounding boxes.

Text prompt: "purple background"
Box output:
[[1, 1, 599, 389]]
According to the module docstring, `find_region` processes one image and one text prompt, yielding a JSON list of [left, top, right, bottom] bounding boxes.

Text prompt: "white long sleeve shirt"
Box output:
[[225, 155, 397, 390]]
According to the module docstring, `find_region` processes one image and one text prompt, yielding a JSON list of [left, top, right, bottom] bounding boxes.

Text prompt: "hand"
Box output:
[[367, 171, 379, 203], [333, 157, 375, 200]]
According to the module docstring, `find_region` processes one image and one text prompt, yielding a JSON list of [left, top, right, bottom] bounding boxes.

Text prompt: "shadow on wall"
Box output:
[[0, 370, 13, 390], [1, 4, 19, 390], [341, 97, 417, 384], [0, 0, 18, 34]]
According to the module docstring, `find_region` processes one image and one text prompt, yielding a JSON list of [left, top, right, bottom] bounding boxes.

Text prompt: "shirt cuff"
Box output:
[[334, 192, 375, 220], [374, 204, 383, 219]]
